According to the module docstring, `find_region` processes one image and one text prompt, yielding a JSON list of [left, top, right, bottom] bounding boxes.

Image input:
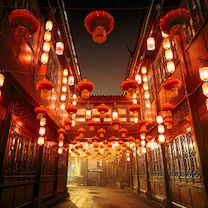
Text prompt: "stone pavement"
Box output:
[[53, 185, 155, 208]]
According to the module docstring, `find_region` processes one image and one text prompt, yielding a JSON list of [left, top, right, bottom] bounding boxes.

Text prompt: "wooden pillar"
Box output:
[[53, 148, 59, 197], [161, 144, 172, 207], [33, 145, 44, 207], [135, 146, 140, 190], [64, 147, 69, 193]]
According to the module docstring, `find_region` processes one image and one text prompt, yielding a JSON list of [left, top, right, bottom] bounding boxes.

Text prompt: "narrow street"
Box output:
[[54, 185, 155, 208]]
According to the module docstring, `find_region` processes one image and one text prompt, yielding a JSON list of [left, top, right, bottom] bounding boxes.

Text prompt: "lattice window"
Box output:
[[166, 131, 200, 180], [138, 154, 146, 176], [148, 147, 163, 177]]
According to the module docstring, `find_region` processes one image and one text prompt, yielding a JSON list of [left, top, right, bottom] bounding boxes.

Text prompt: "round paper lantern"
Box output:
[[8, 9, 39, 40], [66, 104, 78, 115], [97, 128, 106, 138], [78, 128, 86, 138], [160, 8, 191, 35], [87, 119, 96, 131], [121, 79, 139, 98], [77, 79, 94, 99], [97, 103, 109, 118], [64, 119, 72, 131], [34, 105, 47, 119], [45, 20, 53, 31], [199, 62, 208, 81], [112, 119, 121, 130], [36, 79, 54, 99], [84, 10, 114, 44], [163, 77, 181, 97], [119, 128, 127, 138]]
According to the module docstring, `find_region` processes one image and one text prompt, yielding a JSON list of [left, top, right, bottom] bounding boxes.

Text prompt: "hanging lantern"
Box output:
[[144, 91, 150, 99], [141, 147, 147, 153], [62, 85, 67, 93], [158, 134, 165, 143], [87, 119, 96, 131], [97, 103, 109, 118], [72, 93, 77, 100], [163, 38, 171, 49], [129, 104, 141, 117], [40, 117, 46, 126], [97, 128, 106, 138], [58, 147, 63, 154], [143, 82, 149, 91], [84, 10, 114, 44], [36, 79, 54, 99], [134, 117, 139, 123], [141, 140, 146, 147], [8, 9, 39, 40], [202, 82, 208, 96], [72, 100, 77, 106], [64, 119, 72, 131], [141, 66, 147, 74], [58, 140, 64, 147], [92, 136, 100, 143], [112, 111, 118, 120], [41, 52, 49, 64], [165, 49, 173, 61], [72, 113, 76, 120], [56, 42, 64, 55], [75, 136, 82, 143], [142, 75, 148, 83], [39, 126, 46, 136], [0, 73, 5, 87], [167, 61, 175, 73], [112, 119, 121, 130], [38, 136, 44, 145], [119, 128, 127, 138], [158, 124, 165, 133], [34, 106, 47, 119], [161, 31, 169, 38], [68, 75, 75, 86], [45, 20, 53, 31], [164, 117, 174, 129], [62, 77, 68, 84], [121, 79, 139, 98], [133, 93, 137, 99], [60, 103, 65, 110], [160, 8, 191, 35], [206, 98, 208, 110], [86, 109, 92, 120], [63, 68, 68, 76], [43, 41, 50, 52], [66, 104, 78, 115], [77, 79, 94, 99], [156, 115, 163, 124], [145, 100, 151, 108], [57, 128, 66, 138], [163, 77, 181, 98], [135, 74, 142, 84], [199, 63, 208, 81], [71, 120, 76, 127], [147, 37, 155, 51], [60, 93, 66, 101], [44, 31, 51, 41], [133, 98, 137, 104], [78, 127, 86, 138]]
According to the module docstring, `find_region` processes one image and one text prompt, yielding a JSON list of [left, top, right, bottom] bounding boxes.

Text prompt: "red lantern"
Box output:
[[103, 139, 108, 145], [112, 119, 121, 130], [57, 128, 66, 138], [97, 103, 109, 118], [110, 136, 116, 143], [87, 139, 93, 145], [163, 77, 181, 98], [8, 9, 39, 40], [121, 79, 139, 98], [92, 136, 100, 142], [162, 103, 175, 112], [97, 128, 106, 138], [164, 117, 174, 129], [84, 10, 114, 44], [66, 104, 78, 115], [36, 79, 54, 99], [119, 128, 127, 138], [160, 8, 191, 35], [63, 119, 72, 131], [34, 106, 47, 119], [77, 79, 94, 99], [162, 103, 175, 128], [129, 104, 141, 117], [128, 136, 135, 143], [78, 128, 86, 138], [87, 119, 96, 131], [138, 120, 148, 127], [39, 65, 47, 75], [75, 136, 82, 143]]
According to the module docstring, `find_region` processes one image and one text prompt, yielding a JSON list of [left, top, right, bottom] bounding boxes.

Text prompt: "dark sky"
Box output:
[[65, 1, 150, 95]]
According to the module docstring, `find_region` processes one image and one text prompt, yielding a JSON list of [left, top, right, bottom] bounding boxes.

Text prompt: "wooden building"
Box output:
[[1, 0, 208, 208]]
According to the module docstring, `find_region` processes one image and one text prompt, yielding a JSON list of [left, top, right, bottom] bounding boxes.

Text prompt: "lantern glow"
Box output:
[[158, 124, 165, 134], [62, 85, 67, 93], [0, 74, 5, 87], [58, 147, 63, 154], [145, 100, 151, 108], [41, 52, 49, 64], [156, 115, 163, 124], [112, 111, 118, 120], [44, 31, 51, 41], [167, 61, 175, 73], [38, 136, 44, 145], [60, 93, 66, 101], [143, 83, 149, 91], [45, 20, 53, 31], [141, 66, 147, 74], [165, 49, 173, 60], [141, 140, 146, 146], [135, 74, 142, 84], [86, 109, 92, 120], [158, 134, 165, 143], [163, 38, 171, 49], [39, 126, 46, 136], [143, 75, 148, 83], [68, 75, 75, 86], [202, 82, 208, 97], [40, 117, 46, 126], [60, 103, 65, 110], [63, 69, 68, 76], [62, 77, 68, 84], [144, 91, 150, 99], [43, 41, 50, 52], [199, 65, 208, 81], [147, 37, 155, 51], [56, 42, 64, 55]]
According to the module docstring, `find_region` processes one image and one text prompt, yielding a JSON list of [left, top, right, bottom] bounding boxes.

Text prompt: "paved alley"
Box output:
[[53, 185, 155, 208]]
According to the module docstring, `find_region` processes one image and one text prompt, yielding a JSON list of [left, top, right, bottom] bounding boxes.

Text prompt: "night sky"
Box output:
[[65, 1, 150, 95]]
